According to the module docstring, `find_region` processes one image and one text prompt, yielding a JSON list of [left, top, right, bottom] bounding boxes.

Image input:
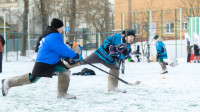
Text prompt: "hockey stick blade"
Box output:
[[82, 60, 141, 86], [127, 81, 141, 86]]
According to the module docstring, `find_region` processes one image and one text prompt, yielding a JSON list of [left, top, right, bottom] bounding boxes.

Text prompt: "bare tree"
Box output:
[[40, 0, 48, 30], [177, 0, 200, 17], [33, 0, 70, 31], [21, 0, 29, 56], [69, 0, 76, 41], [33, 0, 49, 30], [77, 0, 112, 44]]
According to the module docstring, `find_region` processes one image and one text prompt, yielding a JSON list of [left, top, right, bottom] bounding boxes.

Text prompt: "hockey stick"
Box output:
[[82, 60, 141, 86]]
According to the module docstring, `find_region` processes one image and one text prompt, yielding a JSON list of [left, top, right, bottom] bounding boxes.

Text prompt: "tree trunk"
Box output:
[[21, 0, 29, 56], [40, 0, 48, 30], [69, 0, 76, 41], [100, 33, 104, 45]]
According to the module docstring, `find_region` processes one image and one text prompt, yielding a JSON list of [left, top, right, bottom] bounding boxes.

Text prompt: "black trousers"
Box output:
[[187, 53, 191, 62], [32, 61, 67, 78], [0, 52, 2, 72]]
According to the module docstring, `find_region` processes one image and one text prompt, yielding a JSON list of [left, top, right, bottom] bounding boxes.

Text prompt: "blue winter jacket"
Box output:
[[95, 33, 131, 64], [155, 41, 168, 59], [36, 33, 77, 65]]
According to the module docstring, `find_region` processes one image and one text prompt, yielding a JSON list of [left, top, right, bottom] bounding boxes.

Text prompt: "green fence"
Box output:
[[1, 31, 123, 62], [1, 30, 191, 62], [121, 7, 200, 58], [0, 31, 41, 61]]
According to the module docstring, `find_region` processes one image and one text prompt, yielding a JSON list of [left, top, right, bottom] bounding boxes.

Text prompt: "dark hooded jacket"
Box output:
[[187, 41, 193, 54], [194, 44, 199, 56]]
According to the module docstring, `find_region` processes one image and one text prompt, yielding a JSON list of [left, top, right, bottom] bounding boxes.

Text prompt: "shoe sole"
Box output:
[[108, 90, 126, 93], [57, 96, 76, 99], [1, 79, 6, 96], [161, 71, 168, 74], [57, 97, 76, 99], [122, 91, 126, 93]]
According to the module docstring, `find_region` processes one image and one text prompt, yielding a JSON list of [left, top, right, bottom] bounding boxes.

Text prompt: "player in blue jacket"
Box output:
[[66, 30, 137, 93], [2, 18, 82, 99], [154, 35, 168, 74]]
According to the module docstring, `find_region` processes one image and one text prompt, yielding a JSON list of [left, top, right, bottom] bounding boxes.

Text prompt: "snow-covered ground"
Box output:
[[1, 50, 200, 112]]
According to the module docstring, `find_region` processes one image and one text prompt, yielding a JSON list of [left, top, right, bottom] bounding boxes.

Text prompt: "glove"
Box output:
[[109, 44, 126, 53], [64, 57, 77, 65], [72, 53, 83, 62], [116, 43, 126, 52], [156, 53, 161, 59], [109, 45, 118, 53], [64, 53, 83, 65]]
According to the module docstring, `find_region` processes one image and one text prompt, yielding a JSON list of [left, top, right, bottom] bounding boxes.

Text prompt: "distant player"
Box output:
[[154, 35, 168, 74]]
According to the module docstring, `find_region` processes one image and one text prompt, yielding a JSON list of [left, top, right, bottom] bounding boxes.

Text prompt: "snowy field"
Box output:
[[1, 49, 200, 112]]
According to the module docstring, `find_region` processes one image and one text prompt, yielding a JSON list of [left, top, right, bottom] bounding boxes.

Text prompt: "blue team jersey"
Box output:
[[95, 33, 131, 64], [155, 41, 168, 59]]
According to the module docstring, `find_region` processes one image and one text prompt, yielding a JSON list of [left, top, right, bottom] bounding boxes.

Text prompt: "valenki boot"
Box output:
[[2, 73, 31, 96], [108, 69, 126, 93], [57, 70, 76, 99]]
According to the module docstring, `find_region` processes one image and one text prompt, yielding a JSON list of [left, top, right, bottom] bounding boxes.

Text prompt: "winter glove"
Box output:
[[109, 44, 126, 60], [64, 53, 83, 65], [109, 45, 118, 53], [109, 44, 126, 53], [116, 43, 126, 52], [73, 53, 83, 62], [109, 45, 119, 59], [64, 58, 77, 65]]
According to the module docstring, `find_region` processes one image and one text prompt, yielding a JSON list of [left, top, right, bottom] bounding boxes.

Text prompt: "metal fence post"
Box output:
[[6, 32, 7, 62], [147, 11, 149, 45], [133, 12, 136, 50], [180, 8, 182, 58], [3, 13, 6, 61], [85, 32, 88, 57], [17, 32, 19, 61], [175, 9, 178, 58], [161, 10, 163, 38], [28, 14, 30, 58], [75, 33, 77, 42]]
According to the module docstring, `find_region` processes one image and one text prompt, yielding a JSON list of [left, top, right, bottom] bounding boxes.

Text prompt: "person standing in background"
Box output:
[[194, 43, 199, 63], [154, 35, 168, 74], [187, 41, 193, 63], [135, 45, 141, 62], [146, 44, 150, 63], [0, 35, 5, 73]]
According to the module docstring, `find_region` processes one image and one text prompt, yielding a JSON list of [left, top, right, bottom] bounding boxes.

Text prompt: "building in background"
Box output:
[[114, 0, 200, 41]]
